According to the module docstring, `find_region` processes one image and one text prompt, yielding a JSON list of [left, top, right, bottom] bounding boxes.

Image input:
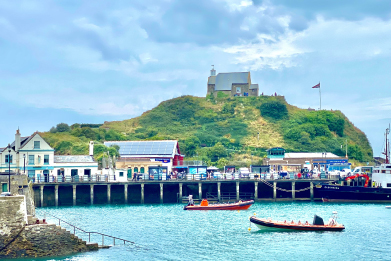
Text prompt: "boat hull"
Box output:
[[250, 217, 345, 232], [315, 184, 391, 203], [184, 200, 254, 210]]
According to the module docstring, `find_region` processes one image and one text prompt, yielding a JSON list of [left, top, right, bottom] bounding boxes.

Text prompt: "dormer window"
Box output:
[[5, 155, 13, 164], [34, 141, 40, 149]]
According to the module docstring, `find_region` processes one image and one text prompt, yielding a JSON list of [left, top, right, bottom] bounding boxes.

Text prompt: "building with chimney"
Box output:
[[0, 130, 98, 183], [207, 66, 259, 97]]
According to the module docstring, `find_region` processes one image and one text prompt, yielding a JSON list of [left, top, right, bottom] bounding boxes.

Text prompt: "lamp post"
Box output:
[[7, 144, 11, 193], [23, 154, 26, 175]]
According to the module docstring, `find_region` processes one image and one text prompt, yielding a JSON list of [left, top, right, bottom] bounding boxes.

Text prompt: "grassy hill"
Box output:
[[41, 95, 373, 168]]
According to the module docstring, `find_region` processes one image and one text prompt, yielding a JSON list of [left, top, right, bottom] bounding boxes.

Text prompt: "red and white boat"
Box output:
[[184, 199, 254, 210], [250, 212, 345, 232]]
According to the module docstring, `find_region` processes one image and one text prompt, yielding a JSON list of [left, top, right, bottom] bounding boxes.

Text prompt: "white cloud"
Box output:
[[223, 31, 307, 70]]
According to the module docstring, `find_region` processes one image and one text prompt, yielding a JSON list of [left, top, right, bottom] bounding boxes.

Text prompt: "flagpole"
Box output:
[[319, 81, 321, 110]]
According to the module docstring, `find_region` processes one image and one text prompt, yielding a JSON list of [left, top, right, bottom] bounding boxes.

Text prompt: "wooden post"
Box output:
[[124, 184, 128, 204], [179, 183, 183, 203], [310, 182, 314, 201], [90, 185, 94, 205], [198, 183, 202, 199], [236, 182, 240, 201], [141, 183, 144, 204], [273, 182, 277, 200], [254, 182, 258, 200], [107, 184, 111, 204], [55, 185, 59, 207], [292, 182, 295, 200], [160, 183, 163, 204], [72, 185, 77, 206], [217, 182, 221, 202], [40, 185, 44, 207]]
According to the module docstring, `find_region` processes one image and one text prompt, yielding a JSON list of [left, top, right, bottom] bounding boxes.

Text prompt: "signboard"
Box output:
[[155, 158, 170, 163]]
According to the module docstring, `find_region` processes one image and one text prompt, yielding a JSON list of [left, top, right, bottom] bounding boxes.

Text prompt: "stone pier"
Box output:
[[55, 185, 59, 207], [292, 182, 295, 200], [310, 182, 314, 201], [179, 183, 183, 202], [72, 185, 76, 206], [141, 184, 144, 204], [40, 186, 44, 207], [254, 182, 258, 200], [160, 183, 163, 204], [107, 184, 111, 204], [124, 184, 128, 204], [236, 182, 240, 201], [273, 182, 277, 200], [90, 185, 94, 205], [217, 182, 221, 201]]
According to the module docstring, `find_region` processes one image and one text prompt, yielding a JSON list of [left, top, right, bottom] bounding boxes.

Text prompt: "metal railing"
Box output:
[[38, 211, 134, 246], [31, 175, 119, 183], [206, 192, 254, 201], [30, 172, 338, 184]]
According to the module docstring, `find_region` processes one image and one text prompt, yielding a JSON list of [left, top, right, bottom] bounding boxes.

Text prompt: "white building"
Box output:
[[0, 130, 98, 182]]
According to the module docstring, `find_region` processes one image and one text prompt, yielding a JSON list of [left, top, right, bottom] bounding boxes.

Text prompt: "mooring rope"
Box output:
[[258, 179, 312, 192]]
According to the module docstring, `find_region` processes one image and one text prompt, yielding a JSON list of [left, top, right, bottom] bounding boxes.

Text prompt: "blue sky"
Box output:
[[0, 0, 390, 156]]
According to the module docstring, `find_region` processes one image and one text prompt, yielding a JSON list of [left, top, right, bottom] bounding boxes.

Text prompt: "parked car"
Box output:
[[213, 172, 222, 179], [239, 168, 251, 179]]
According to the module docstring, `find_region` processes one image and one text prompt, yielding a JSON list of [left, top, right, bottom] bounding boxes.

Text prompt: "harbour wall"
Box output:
[[32, 179, 320, 207], [0, 184, 98, 259]]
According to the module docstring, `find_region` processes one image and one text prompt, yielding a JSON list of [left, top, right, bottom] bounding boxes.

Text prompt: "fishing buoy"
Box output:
[[237, 210, 240, 213], [253, 213, 256, 216], [248, 227, 251, 231]]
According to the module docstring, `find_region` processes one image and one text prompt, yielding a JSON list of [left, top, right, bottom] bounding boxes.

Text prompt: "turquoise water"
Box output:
[[26, 202, 391, 260]]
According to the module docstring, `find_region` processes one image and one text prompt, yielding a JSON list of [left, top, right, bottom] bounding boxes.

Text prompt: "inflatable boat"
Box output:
[[250, 212, 345, 232], [184, 199, 254, 210]]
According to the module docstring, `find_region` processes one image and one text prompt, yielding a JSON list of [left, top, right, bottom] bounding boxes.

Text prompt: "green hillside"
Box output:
[[41, 95, 373, 168]]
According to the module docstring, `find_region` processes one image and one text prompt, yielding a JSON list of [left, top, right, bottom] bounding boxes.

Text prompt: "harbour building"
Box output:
[[264, 147, 349, 173], [104, 140, 184, 179]]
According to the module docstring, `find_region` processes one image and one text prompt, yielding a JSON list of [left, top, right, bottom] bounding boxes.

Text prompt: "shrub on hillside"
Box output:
[[260, 101, 288, 120]]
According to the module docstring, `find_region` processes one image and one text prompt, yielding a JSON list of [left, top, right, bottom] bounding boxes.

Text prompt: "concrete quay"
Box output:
[[32, 178, 332, 207]]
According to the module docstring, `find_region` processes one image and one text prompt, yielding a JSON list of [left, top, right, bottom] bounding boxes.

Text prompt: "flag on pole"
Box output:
[[312, 83, 320, 88]]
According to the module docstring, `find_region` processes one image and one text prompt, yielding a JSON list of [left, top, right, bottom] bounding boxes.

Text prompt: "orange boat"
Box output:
[[250, 212, 345, 232], [184, 199, 254, 210]]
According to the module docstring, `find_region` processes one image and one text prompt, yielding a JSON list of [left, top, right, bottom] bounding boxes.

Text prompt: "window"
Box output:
[[119, 172, 124, 177], [5, 155, 13, 164], [44, 155, 49, 165], [387, 183, 391, 188], [37, 156, 41, 164], [34, 141, 40, 149], [71, 169, 78, 177], [236, 87, 241, 93], [29, 155, 34, 165], [134, 167, 138, 173], [140, 167, 145, 173], [28, 170, 35, 178]]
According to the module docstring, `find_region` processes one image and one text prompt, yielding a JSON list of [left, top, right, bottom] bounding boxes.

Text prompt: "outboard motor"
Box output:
[[313, 215, 324, 225]]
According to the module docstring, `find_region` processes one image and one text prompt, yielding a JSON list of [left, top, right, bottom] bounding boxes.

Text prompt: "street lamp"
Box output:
[[7, 144, 11, 193], [23, 154, 26, 175]]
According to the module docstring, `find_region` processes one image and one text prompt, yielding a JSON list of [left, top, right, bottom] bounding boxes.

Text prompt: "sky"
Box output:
[[0, 0, 390, 156]]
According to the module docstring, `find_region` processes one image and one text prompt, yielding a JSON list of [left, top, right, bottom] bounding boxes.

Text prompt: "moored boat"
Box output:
[[184, 199, 254, 210], [250, 212, 345, 232], [315, 125, 391, 203]]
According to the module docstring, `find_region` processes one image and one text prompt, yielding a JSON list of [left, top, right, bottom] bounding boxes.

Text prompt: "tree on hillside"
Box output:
[[56, 123, 71, 132]]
